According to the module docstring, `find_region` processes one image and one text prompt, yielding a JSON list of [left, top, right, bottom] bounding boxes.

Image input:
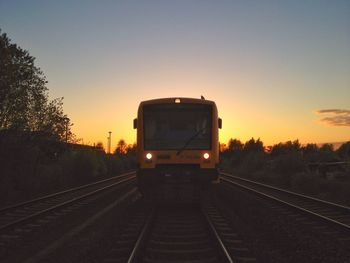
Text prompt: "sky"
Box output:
[[1, 0, 349, 149]]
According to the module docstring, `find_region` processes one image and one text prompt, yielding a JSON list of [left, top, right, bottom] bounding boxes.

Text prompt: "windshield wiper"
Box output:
[[176, 127, 207, 156]]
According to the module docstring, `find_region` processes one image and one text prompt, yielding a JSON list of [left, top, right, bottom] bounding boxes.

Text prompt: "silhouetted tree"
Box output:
[[302, 143, 319, 155], [114, 139, 127, 156], [320, 143, 334, 153], [243, 138, 264, 153], [222, 138, 243, 159], [270, 140, 301, 157], [302, 143, 319, 163], [228, 138, 243, 152], [316, 143, 338, 162], [0, 29, 73, 141], [95, 142, 105, 151], [126, 143, 136, 156], [219, 143, 227, 153], [337, 141, 350, 160]]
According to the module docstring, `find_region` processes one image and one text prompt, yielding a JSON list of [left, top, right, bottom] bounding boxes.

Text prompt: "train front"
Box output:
[[134, 97, 221, 200]]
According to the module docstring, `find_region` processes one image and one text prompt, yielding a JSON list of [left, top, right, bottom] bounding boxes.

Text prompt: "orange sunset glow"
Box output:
[[1, 1, 349, 150]]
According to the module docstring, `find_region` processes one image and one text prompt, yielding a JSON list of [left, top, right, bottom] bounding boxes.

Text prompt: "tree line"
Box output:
[[220, 138, 350, 205], [221, 138, 350, 163]]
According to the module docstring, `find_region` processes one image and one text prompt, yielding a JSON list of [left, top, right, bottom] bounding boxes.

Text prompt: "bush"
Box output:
[[0, 134, 135, 206], [237, 152, 267, 178], [272, 152, 306, 175]]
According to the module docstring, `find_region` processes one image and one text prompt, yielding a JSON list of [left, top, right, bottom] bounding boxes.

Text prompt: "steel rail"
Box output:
[[23, 188, 139, 263], [127, 209, 156, 263], [0, 173, 136, 231], [202, 208, 234, 263], [220, 173, 350, 231], [127, 207, 235, 263], [0, 171, 136, 213], [221, 172, 350, 211]]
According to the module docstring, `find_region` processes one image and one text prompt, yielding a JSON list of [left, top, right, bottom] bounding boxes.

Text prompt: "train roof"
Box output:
[[139, 97, 216, 106]]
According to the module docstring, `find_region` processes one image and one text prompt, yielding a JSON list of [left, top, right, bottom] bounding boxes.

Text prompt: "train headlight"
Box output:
[[203, 153, 210, 159], [146, 153, 152, 160]]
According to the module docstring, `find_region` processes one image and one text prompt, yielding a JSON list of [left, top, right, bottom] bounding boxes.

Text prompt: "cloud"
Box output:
[[316, 109, 350, 126]]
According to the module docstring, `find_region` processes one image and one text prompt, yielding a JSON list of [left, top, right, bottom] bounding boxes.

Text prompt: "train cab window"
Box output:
[[143, 104, 212, 150]]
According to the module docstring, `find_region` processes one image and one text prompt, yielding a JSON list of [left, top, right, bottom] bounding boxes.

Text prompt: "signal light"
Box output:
[[203, 153, 210, 159], [146, 153, 152, 160], [175, 98, 181, 103]]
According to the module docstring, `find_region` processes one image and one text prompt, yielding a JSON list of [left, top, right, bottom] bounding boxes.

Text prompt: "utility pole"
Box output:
[[64, 117, 69, 143], [107, 131, 112, 154]]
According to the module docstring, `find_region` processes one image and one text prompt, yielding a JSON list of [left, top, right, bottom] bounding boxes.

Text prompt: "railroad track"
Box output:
[[0, 171, 135, 232], [129, 206, 234, 263], [100, 202, 256, 263], [220, 172, 350, 233], [0, 171, 136, 262]]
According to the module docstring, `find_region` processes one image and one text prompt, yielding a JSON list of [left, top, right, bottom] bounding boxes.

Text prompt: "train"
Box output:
[[134, 97, 222, 199]]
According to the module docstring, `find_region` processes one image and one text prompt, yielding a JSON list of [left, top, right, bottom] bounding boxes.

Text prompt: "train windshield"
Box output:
[[143, 104, 212, 150]]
